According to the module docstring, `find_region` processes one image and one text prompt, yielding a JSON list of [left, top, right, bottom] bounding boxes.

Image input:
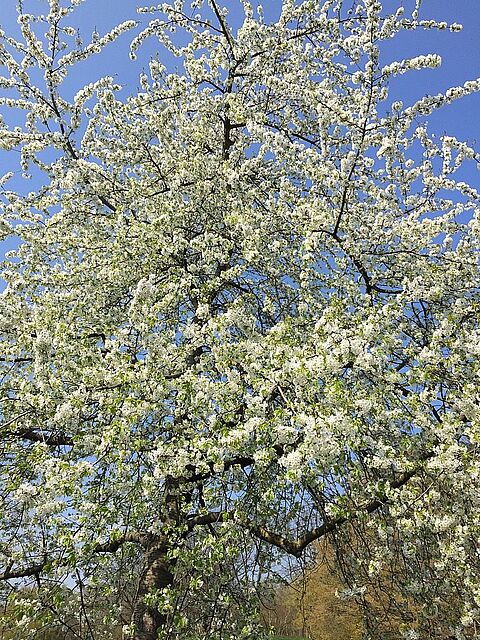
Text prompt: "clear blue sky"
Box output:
[[1, 0, 479, 137], [0, 0, 479, 262]]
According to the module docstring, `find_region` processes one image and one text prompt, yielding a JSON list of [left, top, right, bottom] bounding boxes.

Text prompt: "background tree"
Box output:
[[261, 541, 363, 640], [1, 1, 480, 639]]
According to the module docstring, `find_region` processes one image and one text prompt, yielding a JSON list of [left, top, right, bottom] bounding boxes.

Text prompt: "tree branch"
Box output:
[[187, 510, 232, 530], [248, 453, 434, 557], [14, 428, 74, 446], [0, 532, 152, 582], [93, 531, 153, 553], [209, 0, 235, 55], [0, 562, 46, 581]]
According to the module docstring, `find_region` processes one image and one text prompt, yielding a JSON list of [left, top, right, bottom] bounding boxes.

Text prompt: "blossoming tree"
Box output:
[[1, 0, 479, 638]]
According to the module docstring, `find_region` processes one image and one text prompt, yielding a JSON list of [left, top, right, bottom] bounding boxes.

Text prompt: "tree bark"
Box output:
[[130, 539, 174, 640]]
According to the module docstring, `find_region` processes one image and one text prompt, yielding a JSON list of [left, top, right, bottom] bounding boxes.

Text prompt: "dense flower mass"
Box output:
[[0, 1, 479, 639]]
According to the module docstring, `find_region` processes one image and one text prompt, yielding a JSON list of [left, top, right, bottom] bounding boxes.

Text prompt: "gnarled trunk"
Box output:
[[130, 540, 174, 640]]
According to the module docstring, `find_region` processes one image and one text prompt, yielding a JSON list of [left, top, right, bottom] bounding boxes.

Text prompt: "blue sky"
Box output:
[[0, 0, 479, 262], [1, 0, 479, 136]]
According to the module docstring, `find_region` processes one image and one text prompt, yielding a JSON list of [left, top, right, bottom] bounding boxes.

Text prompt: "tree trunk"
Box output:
[[130, 540, 174, 640]]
